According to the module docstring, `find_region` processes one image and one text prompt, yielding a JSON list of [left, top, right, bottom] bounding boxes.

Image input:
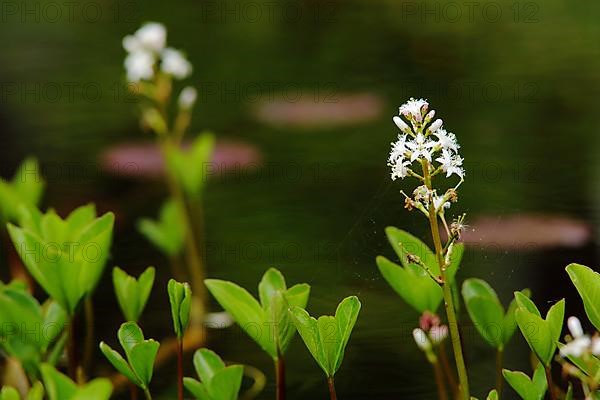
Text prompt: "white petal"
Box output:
[[135, 22, 167, 52], [161, 48, 192, 79]]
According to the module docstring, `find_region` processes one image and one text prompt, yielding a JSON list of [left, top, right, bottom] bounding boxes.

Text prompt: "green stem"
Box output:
[[423, 162, 470, 400], [143, 388, 152, 400], [177, 338, 184, 400], [67, 315, 79, 381], [46, 330, 68, 366], [496, 348, 504, 397], [160, 140, 206, 307], [327, 376, 337, 400]]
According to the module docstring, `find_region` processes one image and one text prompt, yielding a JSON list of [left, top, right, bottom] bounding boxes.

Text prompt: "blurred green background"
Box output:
[[0, 0, 599, 398]]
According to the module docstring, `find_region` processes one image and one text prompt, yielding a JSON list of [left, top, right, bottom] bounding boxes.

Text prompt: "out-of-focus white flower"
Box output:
[[407, 133, 436, 162], [123, 22, 168, 82], [592, 337, 600, 355], [436, 148, 465, 179], [399, 98, 428, 121], [204, 311, 234, 328], [413, 328, 432, 351], [124, 51, 155, 82], [560, 316, 593, 358], [161, 48, 192, 79], [129, 22, 167, 53], [178, 86, 198, 109]]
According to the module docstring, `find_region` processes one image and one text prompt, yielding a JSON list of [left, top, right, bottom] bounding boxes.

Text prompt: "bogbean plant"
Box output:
[[379, 97, 600, 400], [0, 22, 362, 399], [123, 21, 215, 320], [3, 21, 600, 400]]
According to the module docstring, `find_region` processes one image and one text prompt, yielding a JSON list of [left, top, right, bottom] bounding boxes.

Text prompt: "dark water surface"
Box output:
[[0, 0, 599, 398]]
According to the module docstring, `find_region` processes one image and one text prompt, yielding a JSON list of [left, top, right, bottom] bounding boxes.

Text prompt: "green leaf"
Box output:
[[376, 255, 442, 313], [502, 364, 547, 400], [206, 269, 310, 359], [289, 306, 328, 374], [445, 243, 465, 283], [385, 227, 438, 274], [0, 387, 20, 400], [184, 378, 211, 400], [0, 158, 45, 224], [566, 263, 600, 331], [168, 279, 192, 338], [462, 279, 504, 348], [100, 322, 159, 389], [40, 363, 77, 400], [193, 348, 226, 382], [186, 349, 243, 400], [502, 289, 531, 346], [290, 296, 361, 378], [278, 283, 310, 354], [514, 292, 540, 317], [205, 279, 271, 356], [515, 297, 564, 366], [70, 380, 112, 400], [99, 342, 141, 387], [40, 363, 112, 400], [258, 268, 286, 313], [486, 389, 498, 400], [7, 205, 114, 315], [332, 296, 361, 372], [113, 266, 155, 322], [137, 199, 185, 256], [166, 133, 215, 197], [129, 340, 160, 387], [26, 382, 44, 400], [207, 366, 244, 400]]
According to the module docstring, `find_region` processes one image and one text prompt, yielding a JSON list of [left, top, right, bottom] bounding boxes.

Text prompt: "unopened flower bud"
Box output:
[[419, 312, 441, 331], [429, 325, 448, 345], [428, 119, 443, 134], [178, 86, 197, 109], [413, 328, 432, 351], [393, 116, 412, 134], [424, 110, 435, 123], [568, 316, 584, 338]]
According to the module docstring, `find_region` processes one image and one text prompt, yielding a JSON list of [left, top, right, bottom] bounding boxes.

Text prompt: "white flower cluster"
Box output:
[[388, 98, 464, 181], [123, 22, 192, 82], [560, 316, 600, 358]]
